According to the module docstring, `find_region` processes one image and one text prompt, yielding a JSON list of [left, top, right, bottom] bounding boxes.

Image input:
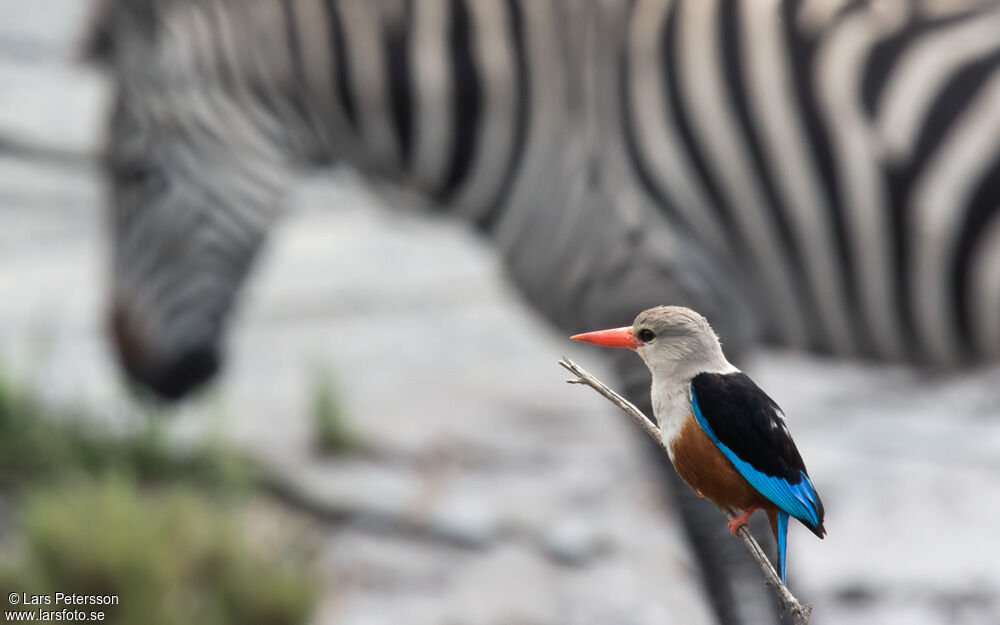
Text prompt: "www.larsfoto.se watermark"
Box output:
[[5, 593, 118, 621]]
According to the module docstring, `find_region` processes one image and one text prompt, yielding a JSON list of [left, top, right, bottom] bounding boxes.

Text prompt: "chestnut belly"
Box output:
[[669, 414, 775, 513]]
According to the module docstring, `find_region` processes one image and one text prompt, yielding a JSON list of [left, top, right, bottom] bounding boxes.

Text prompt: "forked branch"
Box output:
[[558, 357, 813, 624]]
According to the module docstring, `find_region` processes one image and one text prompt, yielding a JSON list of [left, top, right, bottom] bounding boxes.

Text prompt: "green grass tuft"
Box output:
[[0, 369, 320, 625], [0, 476, 318, 625], [310, 370, 363, 456]]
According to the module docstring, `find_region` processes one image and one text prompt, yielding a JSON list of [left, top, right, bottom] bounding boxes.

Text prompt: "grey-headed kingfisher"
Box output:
[[572, 305, 825, 583]]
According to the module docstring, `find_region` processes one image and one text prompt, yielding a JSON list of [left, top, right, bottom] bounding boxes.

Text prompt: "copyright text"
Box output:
[[5, 593, 118, 621]]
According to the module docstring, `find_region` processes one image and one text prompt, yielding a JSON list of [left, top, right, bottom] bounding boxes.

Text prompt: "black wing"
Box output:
[[690, 371, 825, 535]]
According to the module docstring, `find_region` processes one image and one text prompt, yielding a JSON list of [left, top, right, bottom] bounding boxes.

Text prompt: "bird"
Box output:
[[571, 305, 825, 583]]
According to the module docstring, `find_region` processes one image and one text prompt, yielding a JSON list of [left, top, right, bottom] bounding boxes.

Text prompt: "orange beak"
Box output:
[[570, 326, 641, 350]]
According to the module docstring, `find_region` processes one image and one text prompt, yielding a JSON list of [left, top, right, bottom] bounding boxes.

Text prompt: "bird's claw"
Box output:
[[727, 507, 758, 536]]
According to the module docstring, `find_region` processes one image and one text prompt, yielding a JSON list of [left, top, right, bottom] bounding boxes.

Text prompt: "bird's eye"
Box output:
[[637, 328, 656, 343]]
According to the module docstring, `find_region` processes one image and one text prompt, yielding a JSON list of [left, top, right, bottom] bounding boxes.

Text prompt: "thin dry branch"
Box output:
[[559, 356, 813, 625]]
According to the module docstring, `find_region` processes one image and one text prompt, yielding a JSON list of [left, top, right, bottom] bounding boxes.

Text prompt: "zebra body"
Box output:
[[95, 0, 1000, 376]]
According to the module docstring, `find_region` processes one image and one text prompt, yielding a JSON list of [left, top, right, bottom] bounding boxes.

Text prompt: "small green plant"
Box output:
[[0, 476, 319, 625], [0, 369, 319, 624], [310, 370, 363, 456]]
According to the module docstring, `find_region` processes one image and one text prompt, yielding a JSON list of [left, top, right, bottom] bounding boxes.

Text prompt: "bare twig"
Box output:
[[559, 357, 813, 624]]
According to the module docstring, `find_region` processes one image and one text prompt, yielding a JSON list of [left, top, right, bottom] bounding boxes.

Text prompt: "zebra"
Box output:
[[87, 0, 1000, 623]]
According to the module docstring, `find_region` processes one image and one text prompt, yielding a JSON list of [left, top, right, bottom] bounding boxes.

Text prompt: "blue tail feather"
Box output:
[[776, 511, 789, 584]]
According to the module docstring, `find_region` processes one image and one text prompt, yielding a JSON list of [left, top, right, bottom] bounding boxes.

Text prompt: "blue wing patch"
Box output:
[[691, 389, 822, 529]]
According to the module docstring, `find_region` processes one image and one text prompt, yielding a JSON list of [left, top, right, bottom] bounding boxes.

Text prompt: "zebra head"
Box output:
[[106, 93, 294, 400], [95, 1, 298, 399]]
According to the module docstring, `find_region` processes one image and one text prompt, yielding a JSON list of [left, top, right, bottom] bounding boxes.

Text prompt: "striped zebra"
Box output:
[[87, 0, 1000, 623]]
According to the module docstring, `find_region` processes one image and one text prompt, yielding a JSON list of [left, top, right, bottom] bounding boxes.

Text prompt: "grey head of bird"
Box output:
[[574, 306, 736, 382]]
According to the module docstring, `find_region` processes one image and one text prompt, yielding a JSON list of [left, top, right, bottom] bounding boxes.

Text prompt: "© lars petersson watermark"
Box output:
[[6, 592, 118, 621]]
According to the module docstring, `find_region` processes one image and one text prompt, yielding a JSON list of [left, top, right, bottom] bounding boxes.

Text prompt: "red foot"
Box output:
[[727, 507, 759, 536]]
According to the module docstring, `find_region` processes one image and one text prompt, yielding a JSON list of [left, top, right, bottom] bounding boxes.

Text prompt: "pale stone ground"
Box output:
[[2, 4, 1000, 625]]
